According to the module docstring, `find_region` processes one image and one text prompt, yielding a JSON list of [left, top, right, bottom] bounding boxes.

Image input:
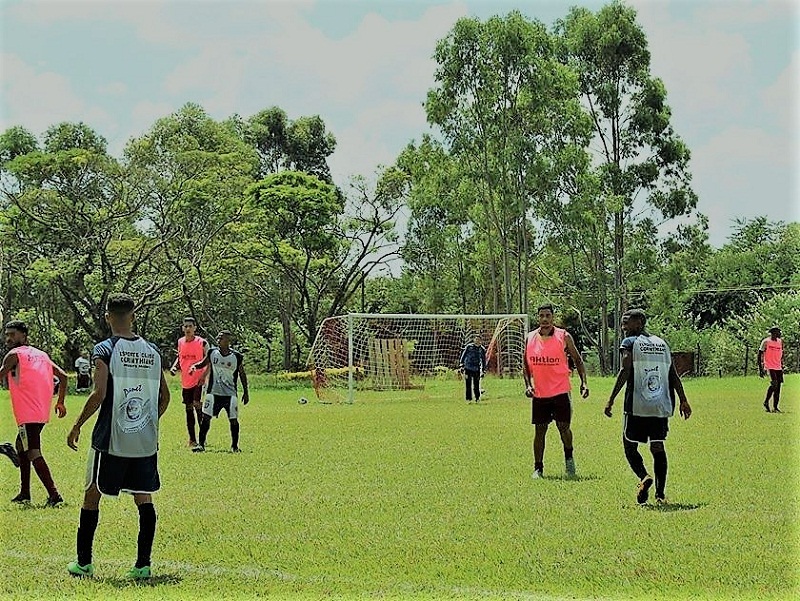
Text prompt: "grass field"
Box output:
[[0, 374, 798, 601]]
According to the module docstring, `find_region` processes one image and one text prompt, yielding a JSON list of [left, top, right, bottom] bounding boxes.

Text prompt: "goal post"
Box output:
[[307, 313, 529, 402]]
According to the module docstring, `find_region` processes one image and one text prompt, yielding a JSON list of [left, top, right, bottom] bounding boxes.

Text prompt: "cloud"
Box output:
[[97, 81, 129, 96], [760, 49, 799, 132], [0, 53, 115, 136]]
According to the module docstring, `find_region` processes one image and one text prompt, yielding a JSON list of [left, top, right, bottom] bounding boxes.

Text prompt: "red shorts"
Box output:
[[531, 393, 572, 425]]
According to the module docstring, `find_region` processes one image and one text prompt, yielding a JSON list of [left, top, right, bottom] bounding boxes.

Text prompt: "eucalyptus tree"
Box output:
[[426, 10, 590, 314], [556, 0, 698, 369]]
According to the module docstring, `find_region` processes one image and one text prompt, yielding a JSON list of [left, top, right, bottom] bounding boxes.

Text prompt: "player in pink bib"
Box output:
[[758, 326, 784, 412], [0, 320, 68, 505], [169, 317, 208, 448], [523, 304, 589, 479]]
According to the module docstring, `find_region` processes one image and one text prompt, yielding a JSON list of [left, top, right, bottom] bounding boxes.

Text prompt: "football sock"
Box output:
[[198, 418, 210, 446], [652, 450, 667, 498], [185, 405, 197, 442], [773, 385, 781, 410], [564, 447, 573, 460], [136, 503, 157, 568], [623, 439, 648, 480], [77, 508, 100, 566], [19, 453, 31, 497], [534, 461, 544, 472], [230, 421, 240, 448], [32, 456, 58, 497]]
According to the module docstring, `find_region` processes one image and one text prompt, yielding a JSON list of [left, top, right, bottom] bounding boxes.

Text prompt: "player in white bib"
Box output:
[[189, 330, 249, 452], [66, 293, 170, 580]]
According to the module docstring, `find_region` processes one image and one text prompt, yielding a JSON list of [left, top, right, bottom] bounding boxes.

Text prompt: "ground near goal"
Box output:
[[307, 313, 529, 403]]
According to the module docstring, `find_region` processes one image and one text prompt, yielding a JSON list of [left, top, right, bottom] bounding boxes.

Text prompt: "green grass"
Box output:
[[0, 375, 798, 601]]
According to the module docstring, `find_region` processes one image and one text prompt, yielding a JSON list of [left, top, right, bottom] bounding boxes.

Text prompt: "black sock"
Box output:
[[534, 461, 544, 472], [623, 439, 648, 480], [185, 405, 197, 442], [564, 447, 573, 460], [136, 503, 157, 568], [199, 418, 210, 446], [230, 421, 240, 449], [653, 451, 668, 498], [77, 508, 100, 566]]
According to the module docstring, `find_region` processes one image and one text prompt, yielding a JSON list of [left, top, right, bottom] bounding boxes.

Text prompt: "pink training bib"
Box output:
[[762, 338, 783, 371], [525, 328, 571, 398], [178, 336, 206, 388], [7, 346, 55, 426]]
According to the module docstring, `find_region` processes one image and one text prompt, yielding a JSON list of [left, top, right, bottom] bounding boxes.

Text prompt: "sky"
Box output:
[[1, 0, 798, 248]]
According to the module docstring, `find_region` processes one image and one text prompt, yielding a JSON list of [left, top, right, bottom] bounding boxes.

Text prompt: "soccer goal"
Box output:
[[307, 313, 529, 402]]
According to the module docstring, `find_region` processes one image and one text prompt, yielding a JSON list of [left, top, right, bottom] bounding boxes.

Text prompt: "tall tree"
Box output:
[[556, 0, 698, 370]]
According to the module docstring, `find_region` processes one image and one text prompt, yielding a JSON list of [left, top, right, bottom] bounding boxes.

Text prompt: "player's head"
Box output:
[[182, 317, 197, 334], [536, 303, 555, 329], [217, 329, 232, 349], [474, 334, 482, 344], [768, 325, 781, 338], [4, 320, 28, 349], [625, 309, 646, 334], [106, 293, 136, 328]]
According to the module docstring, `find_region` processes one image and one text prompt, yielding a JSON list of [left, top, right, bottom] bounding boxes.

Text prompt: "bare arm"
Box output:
[[522, 334, 533, 396], [604, 349, 632, 417], [668, 363, 691, 419], [52, 362, 68, 417], [158, 370, 170, 417], [67, 359, 108, 450], [0, 351, 18, 382], [189, 348, 211, 373], [239, 365, 249, 404], [565, 333, 589, 398]]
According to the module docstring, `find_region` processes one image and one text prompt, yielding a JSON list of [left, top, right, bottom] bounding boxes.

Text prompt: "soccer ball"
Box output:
[[298, 397, 308, 404]]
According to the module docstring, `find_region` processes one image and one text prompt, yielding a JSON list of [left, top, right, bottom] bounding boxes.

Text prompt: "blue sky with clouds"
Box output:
[[1, 0, 797, 247]]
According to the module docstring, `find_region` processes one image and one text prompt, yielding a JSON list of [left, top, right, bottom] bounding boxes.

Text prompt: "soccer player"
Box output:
[[758, 326, 783, 412], [0, 320, 68, 505], [75, 350, 92, 392], [459, 334, 487, 403], [169, 317, 208, 447], [604, 309, 692, 505], [189, 330, 249, 453], [523, 304, 589, 479], [66, 293, 170, 579]]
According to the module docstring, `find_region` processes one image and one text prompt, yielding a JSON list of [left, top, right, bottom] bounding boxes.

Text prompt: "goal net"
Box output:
[[307, 313, 528, 402]]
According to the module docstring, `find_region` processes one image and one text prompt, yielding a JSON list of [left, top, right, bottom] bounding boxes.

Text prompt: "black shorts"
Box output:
[[17, 423, 45, 452], [86, 448, 160, 496], [531, 393, 572, 425], [182, 385, 204, 405], [624, 414, 669, 443], [768, 369, 784, 384], [76, 373, 92, 390]]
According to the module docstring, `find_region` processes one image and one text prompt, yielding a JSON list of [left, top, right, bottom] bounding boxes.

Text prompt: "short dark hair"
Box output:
[[218, 329, 232, 337], [183, 317, 197, 325], [626, 308, 647, 325], [537, 303, 555, 314], [107, 293, 136, 315], [4, 320, 28, 335]]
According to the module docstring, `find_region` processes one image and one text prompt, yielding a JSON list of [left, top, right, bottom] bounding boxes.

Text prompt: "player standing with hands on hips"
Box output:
[[604, 309, 691, 505], [523, 304, 589, 479]]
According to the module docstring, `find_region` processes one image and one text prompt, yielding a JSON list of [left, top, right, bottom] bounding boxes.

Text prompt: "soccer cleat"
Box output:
[[655, 495, 668, 506], [46, 494, 64, 507], [11, 493, 31, 504], [188, 440, 197, 448], [764, 402, 771, 412], [231, 446, 241, 453], [0, 442, 19, 468], [67, 561, 94, 577], [565, 457, 576, 477], [773, 407, 782, 413], [532, 469, 544, 480], [636, 475, 654, 505], [191, 445, 205, 453], [126, 565, 151, 580]]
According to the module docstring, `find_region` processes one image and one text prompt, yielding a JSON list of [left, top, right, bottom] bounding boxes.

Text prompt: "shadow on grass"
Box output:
[[546, 474, 602, 482], [640, 501, 707, 512], [97, 573, 183, 588]]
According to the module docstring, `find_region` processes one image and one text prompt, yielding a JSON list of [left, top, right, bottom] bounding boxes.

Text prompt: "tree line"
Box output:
[[1, 1, 798, 375]]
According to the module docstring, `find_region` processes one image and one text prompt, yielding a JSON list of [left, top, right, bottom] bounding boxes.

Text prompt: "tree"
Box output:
[[556, 0, 698, 370], [426, 11, 590, 314]]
